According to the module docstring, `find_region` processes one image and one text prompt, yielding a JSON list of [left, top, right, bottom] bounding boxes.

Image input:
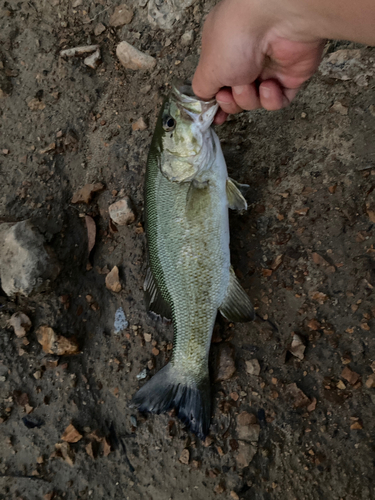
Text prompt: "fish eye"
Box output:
[[163, 115, 176, 132]]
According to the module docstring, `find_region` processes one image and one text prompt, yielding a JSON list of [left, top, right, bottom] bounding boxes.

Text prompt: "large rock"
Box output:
[[116, 41, 156, 71], [319, 49, 374, 86], [148, 0, 196, 30], [0, 221, 60, 297]]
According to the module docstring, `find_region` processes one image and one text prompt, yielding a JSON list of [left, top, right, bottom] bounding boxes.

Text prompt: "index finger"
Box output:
[[192, 62, 222, 101]]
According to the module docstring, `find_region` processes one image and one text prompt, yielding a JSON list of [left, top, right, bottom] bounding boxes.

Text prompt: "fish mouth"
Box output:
[[172, 80, 196, 98], [171, 79, 216, 106], [171, 80, 218, 130]]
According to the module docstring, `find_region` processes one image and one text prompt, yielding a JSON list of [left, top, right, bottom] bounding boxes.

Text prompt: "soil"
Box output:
[[1, 1, 375, 500]]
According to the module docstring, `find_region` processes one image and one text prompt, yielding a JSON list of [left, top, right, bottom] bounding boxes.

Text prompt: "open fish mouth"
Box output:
[[171, 80, 219, 129], [172, 80, 196, 99]]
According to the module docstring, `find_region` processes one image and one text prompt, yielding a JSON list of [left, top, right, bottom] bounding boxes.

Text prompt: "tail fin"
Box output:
[[131, 363, 211, 440]]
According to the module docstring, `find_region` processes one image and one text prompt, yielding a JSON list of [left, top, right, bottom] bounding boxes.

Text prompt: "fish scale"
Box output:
[[147, 148, 228, 381]]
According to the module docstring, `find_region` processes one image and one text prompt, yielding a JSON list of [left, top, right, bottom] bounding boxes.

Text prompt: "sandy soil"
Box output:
[[1, 1, 375, 499]]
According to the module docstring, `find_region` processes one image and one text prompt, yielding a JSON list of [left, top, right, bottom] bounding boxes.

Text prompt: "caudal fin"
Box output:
[[131, 363, 211, 440]]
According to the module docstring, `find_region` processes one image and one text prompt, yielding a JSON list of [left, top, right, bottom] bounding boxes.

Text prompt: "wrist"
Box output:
[[277, 0, 375, 45]]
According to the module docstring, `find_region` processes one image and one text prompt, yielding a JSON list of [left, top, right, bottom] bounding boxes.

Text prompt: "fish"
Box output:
[[131, 82, 255, 439]]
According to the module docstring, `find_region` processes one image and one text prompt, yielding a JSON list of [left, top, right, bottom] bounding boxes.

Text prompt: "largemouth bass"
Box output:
[[132, 82, 255, 439]]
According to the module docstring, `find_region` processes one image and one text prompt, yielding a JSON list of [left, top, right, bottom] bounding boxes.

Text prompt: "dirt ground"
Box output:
[[1, 1, 375, 499]]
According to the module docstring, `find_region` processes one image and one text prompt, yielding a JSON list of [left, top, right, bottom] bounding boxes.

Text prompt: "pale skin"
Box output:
[[192, 0, 375, 124]]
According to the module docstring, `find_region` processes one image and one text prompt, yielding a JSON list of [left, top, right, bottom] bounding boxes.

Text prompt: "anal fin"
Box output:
[[226, 178, 248, 211], [144, 266, 172, 320], [219, 267, 255, 322]]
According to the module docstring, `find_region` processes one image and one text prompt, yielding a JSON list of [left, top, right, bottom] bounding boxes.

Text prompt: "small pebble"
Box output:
[[132, 117, 147, 131], [106, 266, 122, 293], [114, 307, 128, 333], [109, 5, 134, 27], [180, 30, 194, 46], [130, 415, 137, 427], [245, 359, 260, 376], [136, 369, 147, 380], [179, 448, 189, 465], [84, 48, 101, 69], [94, 23, 106, 36], [109, 198, 136, 225]]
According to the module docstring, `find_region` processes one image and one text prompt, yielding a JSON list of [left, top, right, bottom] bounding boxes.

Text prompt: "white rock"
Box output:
[[109, 198, 136, 225], [181, 30, 194, 46], [245, 359, 261, 376], [289, 333, 306, 360], [148, 0, 196, 30], [0, 221, 61, 297], [60, 45, 99, 58], [136, 369, 147, 380], [9, 312, 32, 338], [116, 41, 156, 71], [114, 307, 128, 333], [84, 48, 101, 69]]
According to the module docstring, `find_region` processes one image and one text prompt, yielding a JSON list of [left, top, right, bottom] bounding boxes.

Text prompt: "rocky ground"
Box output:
[[1, 1, 375, 500]]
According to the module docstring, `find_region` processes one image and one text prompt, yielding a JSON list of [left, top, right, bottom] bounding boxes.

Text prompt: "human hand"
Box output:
[[192, 0, 325, 124]]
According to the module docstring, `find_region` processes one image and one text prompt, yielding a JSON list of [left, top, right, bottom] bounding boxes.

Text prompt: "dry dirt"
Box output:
[[1, 1, 375, 500]]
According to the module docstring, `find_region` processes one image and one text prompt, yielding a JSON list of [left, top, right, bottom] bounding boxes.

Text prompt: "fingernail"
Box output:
[[233, 85, 244, 95], [261, 87, 270, 99]]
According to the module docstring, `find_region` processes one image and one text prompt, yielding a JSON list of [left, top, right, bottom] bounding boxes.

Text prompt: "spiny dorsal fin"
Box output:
[[144, 266, 172, 320], [219, 267, 255, 322], [226, 178, 248, 211]]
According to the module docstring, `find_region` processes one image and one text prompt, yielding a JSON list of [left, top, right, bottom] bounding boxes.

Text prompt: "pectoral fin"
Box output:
[[219, 267, 255, 322], [226, 178, 248, 211], [144, 266, 172, 320]]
